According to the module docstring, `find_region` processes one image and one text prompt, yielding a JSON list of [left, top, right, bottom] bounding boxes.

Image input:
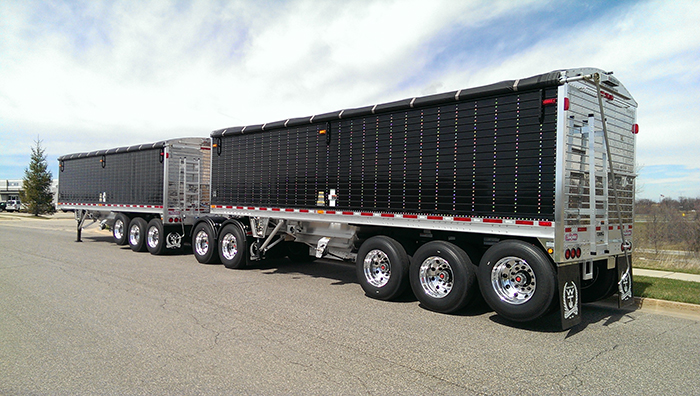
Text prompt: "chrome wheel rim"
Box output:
[[147, 226, 159, 248], [221, 233, 238, 261], [114, 219, 125, 240], [418, 256, 453, 298], [363, 249, 391, 287], [194, 230, 210, 256], [491, 256, 536, 305], [129, 224, 141, 246]]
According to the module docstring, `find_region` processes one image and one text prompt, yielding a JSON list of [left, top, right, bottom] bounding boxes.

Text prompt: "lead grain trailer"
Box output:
[[57, 138, 211, 254], [59, 68, 637, 328]]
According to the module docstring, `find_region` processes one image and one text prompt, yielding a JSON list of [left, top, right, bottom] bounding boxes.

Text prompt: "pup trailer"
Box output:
[[57, 138, 211, 254], [58, 68, 637, 328]]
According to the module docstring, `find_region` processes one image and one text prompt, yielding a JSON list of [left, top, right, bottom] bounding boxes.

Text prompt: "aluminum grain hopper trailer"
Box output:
[[60, 68, 637, 328], [57, 137, 211, 254]]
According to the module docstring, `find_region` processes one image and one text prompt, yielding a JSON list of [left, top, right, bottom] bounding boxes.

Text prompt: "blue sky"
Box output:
[[1, 0, 699, 201]]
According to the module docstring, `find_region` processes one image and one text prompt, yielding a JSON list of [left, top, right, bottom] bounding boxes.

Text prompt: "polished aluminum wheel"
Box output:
[[194, 230, 210, 257], [490, 256, 536, 305], [363, 249, 391, 287], [418, 256, 453, 298], [114, 219, 125, 241], [220, 232, 238, 261], [129, 224, 141, 246], [147, 226, 160, 249]]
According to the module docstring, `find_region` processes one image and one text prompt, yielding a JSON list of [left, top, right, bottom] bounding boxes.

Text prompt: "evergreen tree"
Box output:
[[20, 137, 55, 216]]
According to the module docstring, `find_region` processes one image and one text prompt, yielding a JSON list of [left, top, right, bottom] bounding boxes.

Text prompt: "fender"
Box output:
[[221, 217, 250, 236], [192, 216, 227, 242]]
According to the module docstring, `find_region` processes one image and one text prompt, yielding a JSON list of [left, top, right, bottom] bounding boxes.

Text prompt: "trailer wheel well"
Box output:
[[193, 217, 227, 239]]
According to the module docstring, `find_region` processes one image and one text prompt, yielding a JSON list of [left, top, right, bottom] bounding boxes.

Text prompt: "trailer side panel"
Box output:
[[212, 87, 559, 221], [59, 148, 164, 207]]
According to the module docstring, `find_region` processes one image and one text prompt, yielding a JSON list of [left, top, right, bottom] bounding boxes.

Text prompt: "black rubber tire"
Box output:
[[128, 217, 148, 252], [410, 241, 478, 314], [218, 223, 248, 269], [477, 240, 557, 322], [113, 213, 130, 246], [146, 218, 166, 255], [286, 242, 315, 262], [581, 261, 617, 303], [192, 222, 220, 264], [356, 236, 410, 301]]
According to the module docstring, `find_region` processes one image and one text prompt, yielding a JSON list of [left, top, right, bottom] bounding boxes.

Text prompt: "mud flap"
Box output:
[[165, 232, 183, 250], [617, 255, 634, 308], [558, 263, 582, 329]]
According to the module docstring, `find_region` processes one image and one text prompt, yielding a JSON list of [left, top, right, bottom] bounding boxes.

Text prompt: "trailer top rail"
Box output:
[[212, 68, 634, 137]]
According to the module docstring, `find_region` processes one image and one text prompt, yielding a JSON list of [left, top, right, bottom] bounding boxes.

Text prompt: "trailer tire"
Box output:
[[478, 240, 556, 322], [128, 217, 148, 252], [219, 223, 247, 269], [356, 236, 409, 301], [410, 241, 477, 314], [581, 261, 617, 303], [146, 218, 167, 255], [113, 213, 130, 245], [192, 222, 220, 264]]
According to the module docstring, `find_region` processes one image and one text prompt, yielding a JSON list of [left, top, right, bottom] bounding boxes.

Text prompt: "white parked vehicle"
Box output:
[[5, 200, 22, 212]]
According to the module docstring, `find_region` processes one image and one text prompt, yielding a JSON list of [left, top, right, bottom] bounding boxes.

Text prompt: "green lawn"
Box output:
[[634, 275, 700, 305]]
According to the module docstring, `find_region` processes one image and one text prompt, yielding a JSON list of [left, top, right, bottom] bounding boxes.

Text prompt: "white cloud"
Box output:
[[1, 0, 546, 159], [1, 0, 699, 200], [421, 0, 700, 171]]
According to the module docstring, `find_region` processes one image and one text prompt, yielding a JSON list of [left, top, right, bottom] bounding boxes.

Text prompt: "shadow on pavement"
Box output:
[[74, 236, 642, 333], [256, 258, 358, 287], [486, 301, 637, 335]]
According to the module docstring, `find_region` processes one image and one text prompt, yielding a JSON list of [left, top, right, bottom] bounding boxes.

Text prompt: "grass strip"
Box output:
[[634, 250, 700, 275], [634, 275, 700, 305]]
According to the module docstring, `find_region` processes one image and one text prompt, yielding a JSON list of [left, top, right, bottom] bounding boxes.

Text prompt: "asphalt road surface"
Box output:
[[1, 215, 699, 395]]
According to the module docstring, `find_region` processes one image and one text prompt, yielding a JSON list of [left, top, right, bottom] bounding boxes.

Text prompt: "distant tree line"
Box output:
[[635, 197, 700, 254], [636, 197, 700, 214]]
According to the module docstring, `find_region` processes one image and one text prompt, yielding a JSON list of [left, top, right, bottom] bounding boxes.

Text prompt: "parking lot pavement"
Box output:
[[2, 215, 700, 394]]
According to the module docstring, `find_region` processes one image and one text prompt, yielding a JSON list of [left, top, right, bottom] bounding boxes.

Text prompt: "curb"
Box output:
[[590, 296, 700, 320]]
